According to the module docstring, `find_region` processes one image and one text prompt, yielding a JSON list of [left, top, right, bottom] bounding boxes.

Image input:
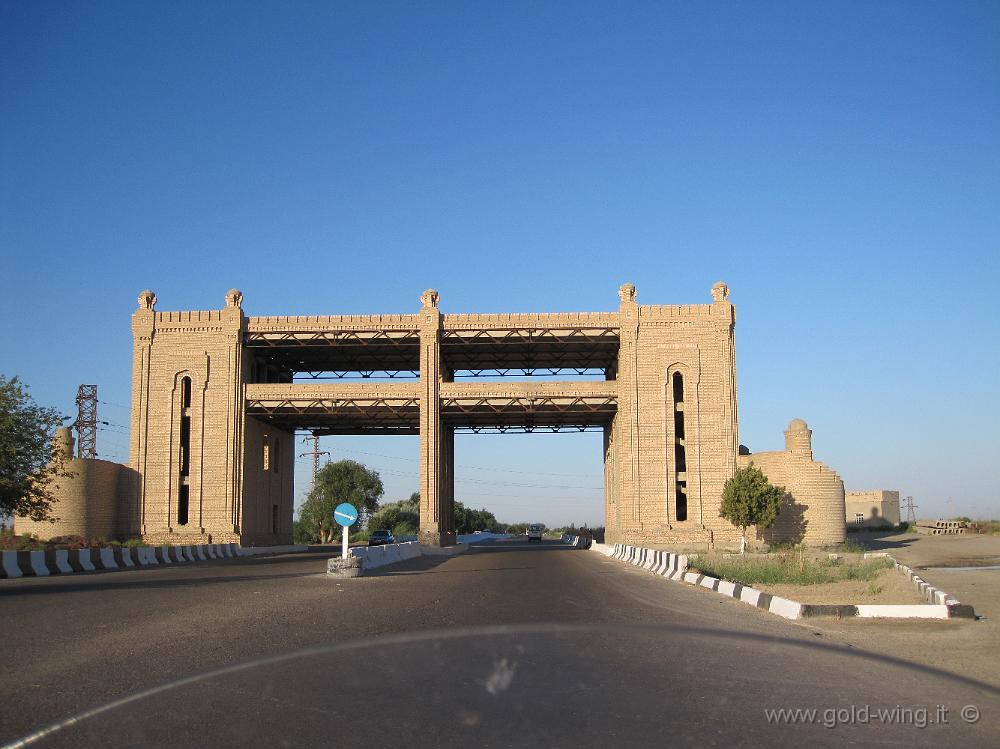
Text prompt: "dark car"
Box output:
[[368, 529, 396, 546]]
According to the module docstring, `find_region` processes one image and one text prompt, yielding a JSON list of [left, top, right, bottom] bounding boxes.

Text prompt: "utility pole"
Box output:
[[299, 435, 330, 484], [75, 385, 98, 459], [904, 495, 918, 525]]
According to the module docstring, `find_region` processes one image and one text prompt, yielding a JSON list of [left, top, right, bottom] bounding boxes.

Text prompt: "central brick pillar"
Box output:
[[418, 289, 455, 546], [442, 424, 455, 537], [616, 283, 641, 528]]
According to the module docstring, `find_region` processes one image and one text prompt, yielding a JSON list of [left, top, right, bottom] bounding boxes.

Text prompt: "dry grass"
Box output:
[[689, 549, 893, 586]]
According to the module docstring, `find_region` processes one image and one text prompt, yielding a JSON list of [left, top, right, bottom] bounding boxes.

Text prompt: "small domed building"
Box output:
[[14, 428, 132, 541], [737, 419, 847, 546]]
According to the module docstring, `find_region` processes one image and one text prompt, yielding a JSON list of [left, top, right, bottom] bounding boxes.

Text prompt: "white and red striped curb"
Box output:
[[592, 542, 975, 621], [0, 543, 267, 579]]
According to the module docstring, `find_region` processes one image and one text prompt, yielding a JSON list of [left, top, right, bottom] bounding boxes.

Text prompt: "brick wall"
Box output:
[[737, 421, 847, 547], [846, 490, 901, 527], [15, 458, 121, 540]]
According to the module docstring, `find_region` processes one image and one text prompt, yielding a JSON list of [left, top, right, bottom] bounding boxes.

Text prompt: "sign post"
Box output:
[[334, 502, 359, 560]]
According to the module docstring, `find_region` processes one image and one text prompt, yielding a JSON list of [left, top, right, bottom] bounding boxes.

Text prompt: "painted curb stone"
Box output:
[[327, 557, 363, 578]]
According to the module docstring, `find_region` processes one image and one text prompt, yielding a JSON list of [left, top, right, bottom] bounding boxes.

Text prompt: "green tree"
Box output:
[[0, 376, 69, 522], [719, 463, 785, 553], [453, 500, 499, 534], [297, 460, 384, 543], [367, 492, 420, 537]]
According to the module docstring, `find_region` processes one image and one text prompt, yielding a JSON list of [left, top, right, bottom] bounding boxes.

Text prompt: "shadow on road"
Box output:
[[467, 540, 584, 554], [0, 542, 584, 592], [846, 531, 919, 551], [0, 569, 323, 597]]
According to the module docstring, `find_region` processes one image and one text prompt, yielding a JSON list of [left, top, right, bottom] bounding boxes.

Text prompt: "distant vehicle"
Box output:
[[472, 530, 482, 534], [368, 529, 395, 546], [481, 529, 491, 534], [527, 524, 543, 542]]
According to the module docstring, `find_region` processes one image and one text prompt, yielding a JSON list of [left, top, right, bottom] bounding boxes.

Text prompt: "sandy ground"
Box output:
[[795, 532, 1000, 690], [762, 566, 927, 605], [858, 531, 1000, 568], [689, 549, 927, 605]]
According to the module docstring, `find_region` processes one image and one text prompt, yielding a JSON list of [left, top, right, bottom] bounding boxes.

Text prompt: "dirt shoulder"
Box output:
[[761, 567, 926, 605], [796, 532, 1000, 690], [854, 531, 1000, 568]]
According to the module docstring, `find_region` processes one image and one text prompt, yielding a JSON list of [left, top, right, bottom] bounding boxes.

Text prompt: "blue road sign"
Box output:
[[334, 503, 358, 527]]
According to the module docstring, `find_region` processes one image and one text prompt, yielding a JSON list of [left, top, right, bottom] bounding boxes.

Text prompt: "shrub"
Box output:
[[839, 539, 867, 554], [350, 529, 371, 544], [392, 521, 417, 538], [969, 521, 1000, 535], [719, 464, 785, 553], [690, 553, 891, 586]]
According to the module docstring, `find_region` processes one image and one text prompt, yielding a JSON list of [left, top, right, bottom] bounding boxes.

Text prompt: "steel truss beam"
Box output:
[[452, 367, 606, 377], [293, 370, 420, 380], [291, 368, 606, 379], [247, 397, 418, 419], [441, 395, 616, 414], [453, 425, 604, 434], [246, 330, 419, 346], [245, 382, 616, 433], [440, 328, 619, 372], [440, 327, 618, 343], [246, 326, 619, 378]]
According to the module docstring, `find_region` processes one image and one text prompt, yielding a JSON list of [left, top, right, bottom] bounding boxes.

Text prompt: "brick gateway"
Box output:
[[18, 283, 846, 549]]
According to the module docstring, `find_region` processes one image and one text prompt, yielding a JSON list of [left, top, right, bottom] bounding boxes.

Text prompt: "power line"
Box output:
[[97, 398, 131, 410], [324, 446, 604, 480], [355, 464, 603, 491], [298, 435, 330, 484], [289, 458, 603, 494]]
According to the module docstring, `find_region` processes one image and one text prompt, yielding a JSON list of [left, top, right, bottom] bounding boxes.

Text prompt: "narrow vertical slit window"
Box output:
[[273, 438, 280, 474], [177, 376, 192, 526], [672, 371, 688, 522], [272, 504, 279, 535], [177, 485, 189, 526]]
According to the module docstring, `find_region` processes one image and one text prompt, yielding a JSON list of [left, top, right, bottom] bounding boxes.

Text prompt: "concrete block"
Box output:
[[2, 551, 22, 578]]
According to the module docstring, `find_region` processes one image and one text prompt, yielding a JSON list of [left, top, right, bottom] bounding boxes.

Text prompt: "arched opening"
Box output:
[[177, 376, 192, 526], [672, 371, 687, 522]]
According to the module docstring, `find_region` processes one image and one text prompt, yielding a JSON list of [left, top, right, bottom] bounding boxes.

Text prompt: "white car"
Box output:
[[527, 524, 544, 542]]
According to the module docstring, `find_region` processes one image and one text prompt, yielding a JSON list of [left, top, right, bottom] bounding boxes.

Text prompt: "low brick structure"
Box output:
[[738, 420, 847, 547], [14, 429, 128, 541], [846, 490, 901, 529]]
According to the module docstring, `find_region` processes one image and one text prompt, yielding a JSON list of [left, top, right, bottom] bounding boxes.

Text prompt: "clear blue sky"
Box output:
[[2, 1, 997, 525]]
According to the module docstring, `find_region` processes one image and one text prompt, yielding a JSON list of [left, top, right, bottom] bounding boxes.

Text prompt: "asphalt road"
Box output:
[[2, 539, 997, 747]]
